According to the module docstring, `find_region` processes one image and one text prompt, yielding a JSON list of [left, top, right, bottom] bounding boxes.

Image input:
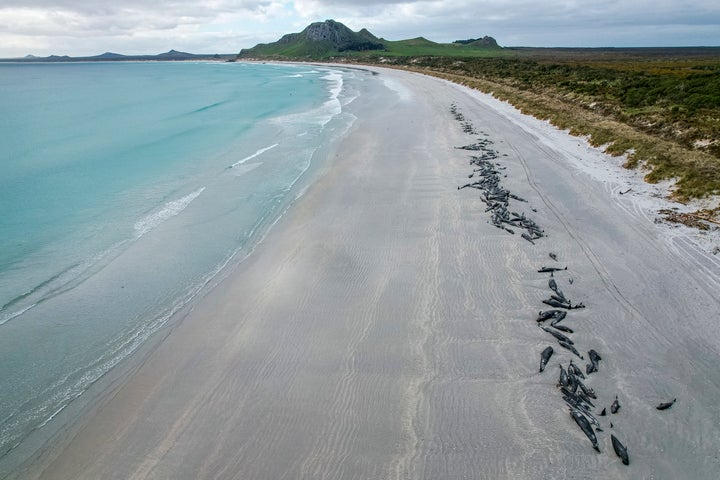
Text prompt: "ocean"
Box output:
[[0, 61, 362, 464]]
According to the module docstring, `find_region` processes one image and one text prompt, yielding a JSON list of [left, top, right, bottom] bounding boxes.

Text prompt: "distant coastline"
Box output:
[[0, 49, 237, 63]]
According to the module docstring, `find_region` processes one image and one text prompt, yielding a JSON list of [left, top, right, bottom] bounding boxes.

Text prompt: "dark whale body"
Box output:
[[540, 326, 573, 345], [537, 309, 564, 322], [568, 360, 585, 380], [611, 434, 630, 465], [540, 346, 554, 372], [558, 340, 584, 359], [558, 364, 569, 387], [586, 349, 602, 374], [656, 398, 676, 410], [570, 409, 600, 452], [538, 266, 567, 273]]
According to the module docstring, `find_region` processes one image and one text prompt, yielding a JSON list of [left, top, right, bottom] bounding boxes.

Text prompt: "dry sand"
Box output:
[[15, 67, 720, 479]]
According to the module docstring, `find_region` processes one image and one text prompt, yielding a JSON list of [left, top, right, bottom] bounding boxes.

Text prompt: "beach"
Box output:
[[14, 66, 720, 479]]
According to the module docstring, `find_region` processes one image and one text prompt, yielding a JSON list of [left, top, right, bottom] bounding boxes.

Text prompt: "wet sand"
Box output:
[[18, 67, 720, 479]]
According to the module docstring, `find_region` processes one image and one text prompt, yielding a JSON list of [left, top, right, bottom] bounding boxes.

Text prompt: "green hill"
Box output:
[[238, 20, 502, 60], [239, 20, 384, 59], [380, 38, 503, 57]]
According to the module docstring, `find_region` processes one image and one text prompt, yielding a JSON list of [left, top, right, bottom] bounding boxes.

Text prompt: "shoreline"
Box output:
[[438, 76, 720, 255], [256, 59, 720, 239], [10, 65, 720, 479], [0, 62, 362, 478]]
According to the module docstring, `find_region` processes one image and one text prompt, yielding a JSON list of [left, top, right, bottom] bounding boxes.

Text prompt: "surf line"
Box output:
[[134, 187, 206, 238], [230, 143, 279, 168]]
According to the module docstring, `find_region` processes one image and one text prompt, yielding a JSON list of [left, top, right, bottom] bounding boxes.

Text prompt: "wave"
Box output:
[[269, 69, 345, 131], [134, 187, 205, 238], [319, 70, 343, 126], [229, 143, 279, 168], [0, 262, 83, 326], [0, 294, 181, 456], [0, 202, 275, 458], [0, 217, 231, 457], [0, 303, 37, 327], [229, 162, 262, 177], [192, 101, 224, 114]]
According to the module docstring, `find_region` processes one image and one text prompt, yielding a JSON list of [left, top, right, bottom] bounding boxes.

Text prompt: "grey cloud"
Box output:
[[0, 0, 286, 56], [0, 0, 278, 37], [315, 0, 720, 45], [298, 0, 720, 27], [1, 0, 718, 57], [0, 1, 276, 25]]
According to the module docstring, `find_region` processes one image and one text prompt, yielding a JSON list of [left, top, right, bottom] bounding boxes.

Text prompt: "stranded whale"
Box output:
[[611, 434, 630, 465], [540, 346, 554, 373]]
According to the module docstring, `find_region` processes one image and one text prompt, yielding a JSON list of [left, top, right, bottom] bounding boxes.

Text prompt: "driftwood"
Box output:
[[659, 208, 720, 230]]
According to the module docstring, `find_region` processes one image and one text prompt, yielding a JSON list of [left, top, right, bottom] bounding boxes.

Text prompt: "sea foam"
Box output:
[[230, 143, 279, 168], [134, 187, 205, 238]]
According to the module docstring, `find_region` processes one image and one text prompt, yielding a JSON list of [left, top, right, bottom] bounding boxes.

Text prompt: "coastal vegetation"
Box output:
[[374, 52, 720, 201], [387, 51, 720, 227]]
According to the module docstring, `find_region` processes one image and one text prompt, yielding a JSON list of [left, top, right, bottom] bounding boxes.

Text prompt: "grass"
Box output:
[[241, 39, 341, 59], [371, 39, 507, 58]]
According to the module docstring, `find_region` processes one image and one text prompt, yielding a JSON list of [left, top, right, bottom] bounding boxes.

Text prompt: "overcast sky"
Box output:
[[0, 0, 718, 57]]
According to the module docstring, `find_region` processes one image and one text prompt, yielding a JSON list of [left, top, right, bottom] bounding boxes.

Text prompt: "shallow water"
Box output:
[[0, 61, 362, 459]]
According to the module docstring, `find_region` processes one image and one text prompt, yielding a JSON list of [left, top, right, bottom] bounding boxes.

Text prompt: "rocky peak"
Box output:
[[278, 19, 384, 52], [305, 20, 349, 43]]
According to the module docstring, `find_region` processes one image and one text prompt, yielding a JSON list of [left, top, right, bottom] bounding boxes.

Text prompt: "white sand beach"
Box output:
[[16, 66, 720, 479]]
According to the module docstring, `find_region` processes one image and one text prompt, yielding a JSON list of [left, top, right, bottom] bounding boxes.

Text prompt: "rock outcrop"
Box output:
[[280, 20, 384, 52], [453, 36, 500, 48], [240, 20, 384, 57]]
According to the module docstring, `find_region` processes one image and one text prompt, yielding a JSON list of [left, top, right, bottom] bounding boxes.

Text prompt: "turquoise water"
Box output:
[[0, 61, 361, 459]]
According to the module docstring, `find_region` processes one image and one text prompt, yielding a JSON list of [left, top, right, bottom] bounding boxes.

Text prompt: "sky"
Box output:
[[0, 0, 718, 57]]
